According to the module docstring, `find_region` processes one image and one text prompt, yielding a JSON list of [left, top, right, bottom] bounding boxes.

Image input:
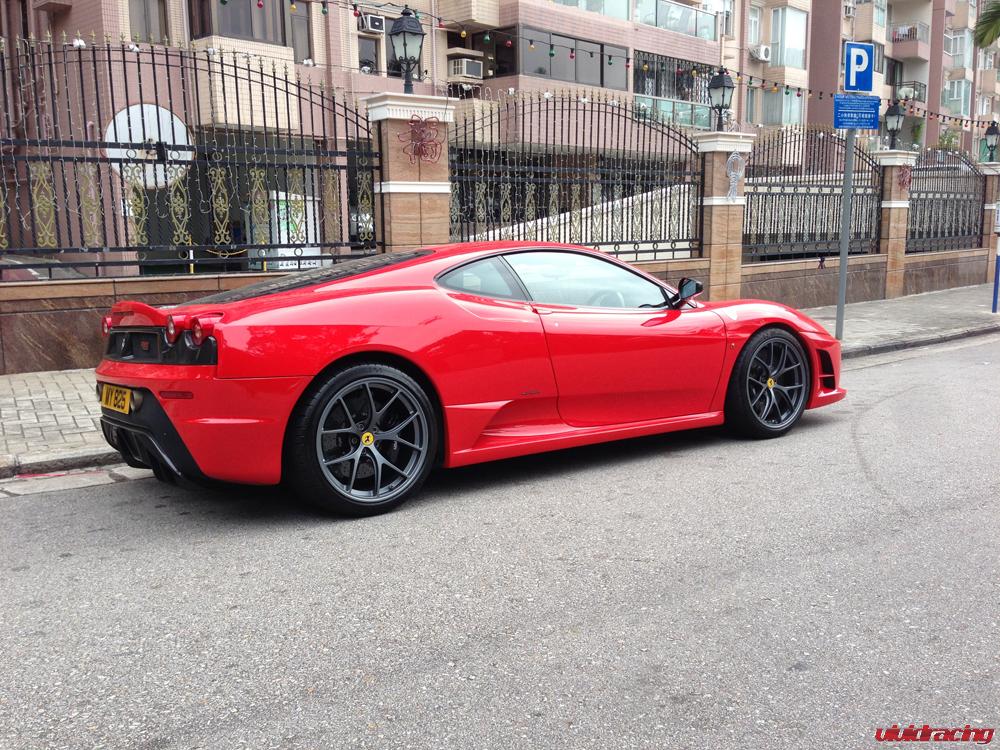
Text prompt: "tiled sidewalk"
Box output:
[[0, 284, 998, 477], [0, 369, 115, 477]]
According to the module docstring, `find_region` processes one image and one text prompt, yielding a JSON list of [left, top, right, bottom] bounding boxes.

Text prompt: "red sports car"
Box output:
[[96, 242, 845, 515]]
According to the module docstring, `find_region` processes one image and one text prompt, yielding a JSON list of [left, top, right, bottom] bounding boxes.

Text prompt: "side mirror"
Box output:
[[675, 277, 704, 305]]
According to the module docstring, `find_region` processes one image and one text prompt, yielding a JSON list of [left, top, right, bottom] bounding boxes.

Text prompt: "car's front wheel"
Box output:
[[725, 327, 811, 439], [286, 363, 438, 515]]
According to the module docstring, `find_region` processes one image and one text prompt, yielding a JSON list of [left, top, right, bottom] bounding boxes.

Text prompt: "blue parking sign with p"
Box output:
[[844, 42, 875, 93]]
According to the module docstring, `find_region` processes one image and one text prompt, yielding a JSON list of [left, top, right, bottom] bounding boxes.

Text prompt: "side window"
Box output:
[[504, 251, 666, 308], [438, 258, 527, 300]]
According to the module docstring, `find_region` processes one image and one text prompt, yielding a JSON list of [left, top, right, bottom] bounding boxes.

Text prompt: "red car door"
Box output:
[[504, 250, 728, 428]]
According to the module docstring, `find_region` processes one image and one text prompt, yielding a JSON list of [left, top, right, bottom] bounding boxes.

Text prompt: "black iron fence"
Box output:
[[743, 127, 882, 262], [448, 92, 702, 262], [906, 149, 984, 253], [0, 37, 380, 281]]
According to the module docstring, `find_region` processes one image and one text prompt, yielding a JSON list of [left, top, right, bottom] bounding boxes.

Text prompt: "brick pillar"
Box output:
[[980, 163, 1000, 285], [690, 131, 756, 301], [873, 150, 918, 299], [365, 94, 455, 253]]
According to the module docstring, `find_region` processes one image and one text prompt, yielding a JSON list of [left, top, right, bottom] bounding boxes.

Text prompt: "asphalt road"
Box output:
[[2, 336, 999, 750]]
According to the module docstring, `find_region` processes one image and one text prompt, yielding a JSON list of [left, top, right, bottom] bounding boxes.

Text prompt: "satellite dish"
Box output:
[[104, 104, 193, 190]]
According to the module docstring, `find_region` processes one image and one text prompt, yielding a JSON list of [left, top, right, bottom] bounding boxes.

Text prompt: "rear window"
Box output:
[[190, 250, 431, 304]]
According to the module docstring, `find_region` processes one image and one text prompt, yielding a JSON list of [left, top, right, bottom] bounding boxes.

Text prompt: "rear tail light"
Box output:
[[165, 314, 188, 344], [101, 315, 111, 337], [190, 314, 222, 346]]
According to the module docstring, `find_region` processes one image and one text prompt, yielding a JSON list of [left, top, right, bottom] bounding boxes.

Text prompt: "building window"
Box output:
[[748, 5, 760, 45], [746, 85, 758, 124], [131, 0, 167, 42], [771, 7, 807, 69], [873, 0, 887, 26], [633, 52, 714, 129], [634, 0, 717, 41], [518, 28, 628, 90], [190, 0, 307, 52], [358, 36, 379, 74], [943, 79, 971, 116], [762, 89, 802, 125], [471, 28, 517, 79], [553, 0, 628, 21]]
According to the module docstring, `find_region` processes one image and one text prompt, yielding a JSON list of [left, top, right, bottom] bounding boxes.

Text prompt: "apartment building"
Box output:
[[809, 0, 1000, 154], [0, 0, 821, 131]]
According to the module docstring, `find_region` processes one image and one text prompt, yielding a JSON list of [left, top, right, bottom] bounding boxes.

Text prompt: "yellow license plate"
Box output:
[[100, 384, 132, 414]]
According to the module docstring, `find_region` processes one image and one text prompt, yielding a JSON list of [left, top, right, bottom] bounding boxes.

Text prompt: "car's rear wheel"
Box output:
[[726, 328, 810, 439], [286, 363, 438, 516]]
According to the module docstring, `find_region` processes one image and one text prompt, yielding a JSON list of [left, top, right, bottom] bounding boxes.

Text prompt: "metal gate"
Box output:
[[0, 37, 381, 279], [448, 93, 702, 262], [906, 148, 984, 253], [743, 127, 882, 262]]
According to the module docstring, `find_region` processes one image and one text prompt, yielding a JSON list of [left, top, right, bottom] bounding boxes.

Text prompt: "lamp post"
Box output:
[[884, 100, 904, 150], [986, 121, 1000, 162], [707, 68, 734, 132], [388, 6, 426, 95]]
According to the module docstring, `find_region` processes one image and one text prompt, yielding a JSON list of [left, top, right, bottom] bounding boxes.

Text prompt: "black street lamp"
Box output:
[[388, 6, 426, 95], [987, 121, 1000, 162], [884, 100, 904, 150], [707, 68, 735, 132]]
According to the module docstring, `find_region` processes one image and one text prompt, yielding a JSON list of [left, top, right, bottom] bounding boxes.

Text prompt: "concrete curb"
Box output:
[[841, 322, 1000, 359], [0, 447, 120, 480]]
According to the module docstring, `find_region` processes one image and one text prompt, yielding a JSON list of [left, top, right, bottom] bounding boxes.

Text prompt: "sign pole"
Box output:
[[835, 128, 856, 340]]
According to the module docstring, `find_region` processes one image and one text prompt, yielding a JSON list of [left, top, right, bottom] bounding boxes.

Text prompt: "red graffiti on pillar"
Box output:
[[398, 115, 443, 164]]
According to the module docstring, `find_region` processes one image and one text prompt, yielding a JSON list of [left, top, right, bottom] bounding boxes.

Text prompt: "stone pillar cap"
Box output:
[[363, 93, 455, 123], [689, 130, 756, 154], [979, 162, 1000, 177], [872, 149, 919, 167]]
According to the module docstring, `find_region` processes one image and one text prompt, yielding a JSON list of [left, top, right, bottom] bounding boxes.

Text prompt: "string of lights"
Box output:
[[216, 0, 998, 130]]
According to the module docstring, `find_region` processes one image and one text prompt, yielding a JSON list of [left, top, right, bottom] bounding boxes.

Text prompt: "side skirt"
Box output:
[[445, 411, 726, 468]]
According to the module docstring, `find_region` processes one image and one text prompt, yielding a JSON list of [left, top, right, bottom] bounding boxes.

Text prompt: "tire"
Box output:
[[286, 363, 438, 516], [725, 327, 811, 439]]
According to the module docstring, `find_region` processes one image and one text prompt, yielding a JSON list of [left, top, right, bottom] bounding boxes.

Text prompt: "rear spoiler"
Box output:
[[109, 301, 169, 328]]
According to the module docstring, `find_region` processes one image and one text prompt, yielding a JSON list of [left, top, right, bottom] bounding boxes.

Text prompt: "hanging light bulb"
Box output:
[[529, 40, 535, 50], [257, 0, 264, 7], [642, 63, 648, 72], [549, 45, 556, 58], [289, 0, 296, 11], [321, 0, 327, 13], [567, 48, 574, 60], [607, 55, 613, 66], [625, 58, 631, 69], [483, 31, 491, 42], [460, 28, 467, 38], [438, 19, 445, 28], [505, 38, 512, 48], [352, 3, 360, 16]]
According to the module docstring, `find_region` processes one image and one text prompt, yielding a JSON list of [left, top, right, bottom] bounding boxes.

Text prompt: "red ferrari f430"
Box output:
[[96, 242, 845, 515]]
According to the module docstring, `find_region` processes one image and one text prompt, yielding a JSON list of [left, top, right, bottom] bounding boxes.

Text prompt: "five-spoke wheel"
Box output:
[[287, 364, 437, 515], [726, 328, 811, 438]]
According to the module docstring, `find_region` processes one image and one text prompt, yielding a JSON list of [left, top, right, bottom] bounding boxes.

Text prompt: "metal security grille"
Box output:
[[743, 127, 882, 262], [0, 37, 381, 280], [906, 149, 984, 254], [448, 93, 702, 262]]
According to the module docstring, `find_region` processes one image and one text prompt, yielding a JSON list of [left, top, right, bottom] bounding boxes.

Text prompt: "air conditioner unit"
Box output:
[[359, 14, 385, 33], [750, 44, 772, 63], [449, 58, 483, 79], [844, 2, 856, 18]]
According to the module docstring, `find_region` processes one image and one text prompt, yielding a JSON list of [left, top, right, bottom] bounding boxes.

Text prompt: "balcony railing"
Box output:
[[635, 0, 718, 41], [893, 80, 928, 102], [890, 21, 930, 44], [634, 95, 714, 129]]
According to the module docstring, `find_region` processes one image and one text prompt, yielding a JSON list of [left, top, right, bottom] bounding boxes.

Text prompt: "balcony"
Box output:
[[889, 21, 931, 60], [634, 95, 713, 130], [893, 80, 928, 103], [953, 1, 974, 30], [635, 0, 718, 41], [436, 0, 499, 31]]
